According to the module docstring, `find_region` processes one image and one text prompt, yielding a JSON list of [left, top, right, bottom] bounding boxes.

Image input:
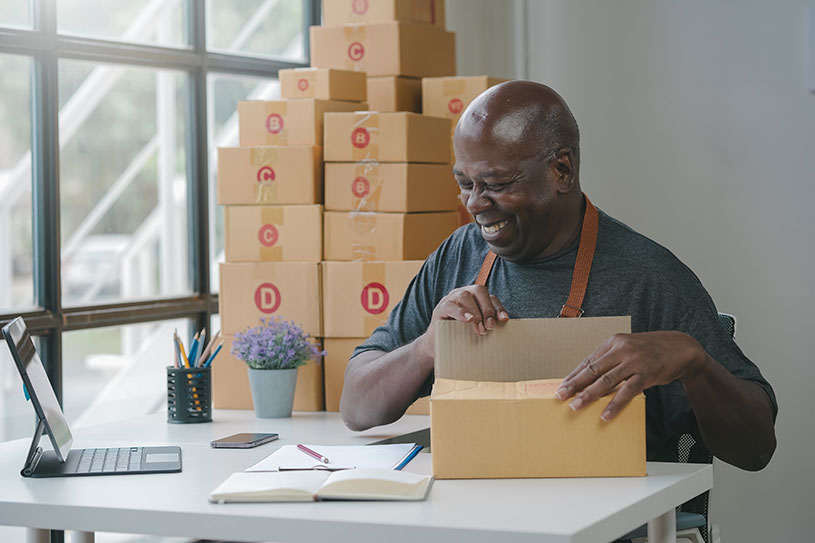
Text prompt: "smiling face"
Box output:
[[452, 82, 583, 262]]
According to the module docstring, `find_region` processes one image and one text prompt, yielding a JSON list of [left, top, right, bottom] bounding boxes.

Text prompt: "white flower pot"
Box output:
[[247, 368, 298, 418]]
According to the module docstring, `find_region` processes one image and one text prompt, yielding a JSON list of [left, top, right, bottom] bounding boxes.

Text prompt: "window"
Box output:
[[0, 0, 317, 446], [0, 54, 34, 314]]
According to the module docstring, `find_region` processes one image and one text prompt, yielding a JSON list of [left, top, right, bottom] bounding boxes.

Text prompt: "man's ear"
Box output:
[[552, 149, 575, 193]]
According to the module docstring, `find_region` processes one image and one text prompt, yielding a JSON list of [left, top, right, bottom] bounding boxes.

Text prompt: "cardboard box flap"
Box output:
[[434, 316, 631, 382], [433, 378, 562, 399]]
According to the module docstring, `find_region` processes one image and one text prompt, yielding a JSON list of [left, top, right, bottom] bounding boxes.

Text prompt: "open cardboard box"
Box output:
[[431, 316, 646, 479]]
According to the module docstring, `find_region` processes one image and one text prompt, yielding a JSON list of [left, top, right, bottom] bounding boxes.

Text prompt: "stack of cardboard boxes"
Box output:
[[215, 68, 368, 411], [313, 0, 448, 113], [422, 75, 508, 225], [312, 0, 459, 414]]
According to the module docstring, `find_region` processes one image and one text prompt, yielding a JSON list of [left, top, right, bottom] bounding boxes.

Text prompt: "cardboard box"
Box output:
[[219, 262, 322, 337], [366, 76, 422, 112], [214, 335, 325, 411], [323, 337, 429, 415], [422, 75, 508, 134], [322, 0, 445, 28], [324, 112, 451, 163], [323, 210, 457, 261], [431, 317, 645, 479], [325, 162, 458, 212], [310, 22, 455, 78], [279, 68, 366, 102], [322, 260, 422, 337], [217, 146, 322, 205], [224, 205, 322, 263], [238, 99, 366, 146]]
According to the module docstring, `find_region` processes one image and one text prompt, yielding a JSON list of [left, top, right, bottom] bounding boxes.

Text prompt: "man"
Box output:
[[340, 81, 777, 471]]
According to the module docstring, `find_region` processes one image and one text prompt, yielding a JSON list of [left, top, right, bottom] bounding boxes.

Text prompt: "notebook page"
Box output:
[[246, 443, 417, 472]]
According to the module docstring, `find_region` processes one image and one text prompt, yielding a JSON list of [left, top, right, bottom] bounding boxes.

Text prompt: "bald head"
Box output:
[[455, 80, 580, 168]]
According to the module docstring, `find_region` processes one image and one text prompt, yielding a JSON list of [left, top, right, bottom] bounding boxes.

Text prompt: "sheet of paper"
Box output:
[[246, 443, 417, 472]]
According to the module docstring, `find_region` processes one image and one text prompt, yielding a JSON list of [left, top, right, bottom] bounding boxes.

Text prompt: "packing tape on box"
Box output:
[[362, 262, 388, 333], [351, 112, 380, 162], [349, 211, 377, 260], [263, 101, 289, 144], [258, 207, 284, 261], [250, 147, 279, 204], [352, 161, 383, 211], [343, 26, 367, 72]]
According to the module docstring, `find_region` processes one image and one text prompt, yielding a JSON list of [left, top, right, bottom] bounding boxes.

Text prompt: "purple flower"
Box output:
[[230, 316, 325, 370]]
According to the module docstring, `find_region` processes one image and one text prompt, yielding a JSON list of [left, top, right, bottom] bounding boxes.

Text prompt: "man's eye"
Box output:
[[457, 181, 473, 190], [485, 183, 506, 191]]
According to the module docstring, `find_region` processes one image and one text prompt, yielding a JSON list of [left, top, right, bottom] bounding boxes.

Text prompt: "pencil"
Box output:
[[188, 332, 200, 368], [199, 330, 220, 362], [203, 342, 223, 368], [178, 338, 189, 368], [173, 330, 182, 368], [195, 329, 206, 367]]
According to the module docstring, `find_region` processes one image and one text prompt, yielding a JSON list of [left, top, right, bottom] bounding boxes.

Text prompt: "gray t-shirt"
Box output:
[[354, 209, 778, 462]]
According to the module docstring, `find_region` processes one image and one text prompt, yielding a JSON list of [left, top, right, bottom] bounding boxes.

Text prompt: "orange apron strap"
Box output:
[[474, 250, 497, 287], [473, 193, 599, 318], [558, 194, 598, 317]]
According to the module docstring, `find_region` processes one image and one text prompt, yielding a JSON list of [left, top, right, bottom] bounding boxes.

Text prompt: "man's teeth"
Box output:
[[482, 219, 510, 234]]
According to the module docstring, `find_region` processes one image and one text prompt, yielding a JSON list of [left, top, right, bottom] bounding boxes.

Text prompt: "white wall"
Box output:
[[446, 1, 814, 541]]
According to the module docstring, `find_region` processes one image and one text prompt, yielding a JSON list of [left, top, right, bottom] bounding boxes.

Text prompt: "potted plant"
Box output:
[[231, 317, 323, 418]]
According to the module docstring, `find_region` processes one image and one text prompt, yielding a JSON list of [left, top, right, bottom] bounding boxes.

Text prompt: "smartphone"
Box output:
[[210, 433, 279, 449]]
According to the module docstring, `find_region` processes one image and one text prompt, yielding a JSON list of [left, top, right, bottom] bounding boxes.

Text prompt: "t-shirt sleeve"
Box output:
[[655, 285, 778, 449], [679, 293, 778, 419]]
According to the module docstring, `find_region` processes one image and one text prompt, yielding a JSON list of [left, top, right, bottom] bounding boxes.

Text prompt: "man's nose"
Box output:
[[464, 185, 491, 216]]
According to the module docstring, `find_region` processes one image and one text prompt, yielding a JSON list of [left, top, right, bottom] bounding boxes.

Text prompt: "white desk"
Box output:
[[0, 410, 712, 543]]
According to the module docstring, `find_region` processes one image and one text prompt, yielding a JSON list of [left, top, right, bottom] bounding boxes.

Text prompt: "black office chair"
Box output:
[[620, 312, 735, 543]]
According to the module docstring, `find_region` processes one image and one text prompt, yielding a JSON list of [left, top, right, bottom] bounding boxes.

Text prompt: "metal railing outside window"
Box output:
[[0, 0, 321, 441]]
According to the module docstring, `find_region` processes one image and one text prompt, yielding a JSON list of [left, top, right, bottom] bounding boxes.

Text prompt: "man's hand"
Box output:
[[416, 285, 510, 359], [555, 331, 708, 420]]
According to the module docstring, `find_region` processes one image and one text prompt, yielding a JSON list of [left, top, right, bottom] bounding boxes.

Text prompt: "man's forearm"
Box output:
[[682, 354, 776, 471], [340, 337, 434, 431]]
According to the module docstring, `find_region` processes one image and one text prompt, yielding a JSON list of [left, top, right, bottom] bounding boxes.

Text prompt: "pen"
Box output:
[[297, 444, 330, 464], [394, 444, 423, 471]]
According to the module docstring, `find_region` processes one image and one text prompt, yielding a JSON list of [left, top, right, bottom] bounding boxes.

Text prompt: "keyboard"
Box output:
[[74, 447, 143, 474]]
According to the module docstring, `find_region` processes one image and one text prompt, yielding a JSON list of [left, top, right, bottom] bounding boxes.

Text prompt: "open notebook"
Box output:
[[246, 443, 421, 472], [209, 468, 433, 503]]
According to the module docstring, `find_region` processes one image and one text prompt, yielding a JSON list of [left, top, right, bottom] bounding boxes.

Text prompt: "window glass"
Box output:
[[59, 60, 190, 306], [0, 54, 34, 313], [62, 319, 191, 428], [207, 73, 280, 293], [0, 2, 32, 29], [57, 0, 187, 47], [206, 0, 305, 61]]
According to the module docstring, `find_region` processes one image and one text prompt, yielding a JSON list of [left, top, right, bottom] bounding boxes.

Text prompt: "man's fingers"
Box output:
[[598, 376, 643, 421], [558, 336, 621, 398], [566, 363, 630, 411], [450, 292, 487, 335], [470, 287, 499, 331], [490, 295, 510, 322]]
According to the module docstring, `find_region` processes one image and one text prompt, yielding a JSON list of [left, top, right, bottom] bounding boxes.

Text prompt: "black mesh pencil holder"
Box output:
[[167, 366, 212, 423]]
